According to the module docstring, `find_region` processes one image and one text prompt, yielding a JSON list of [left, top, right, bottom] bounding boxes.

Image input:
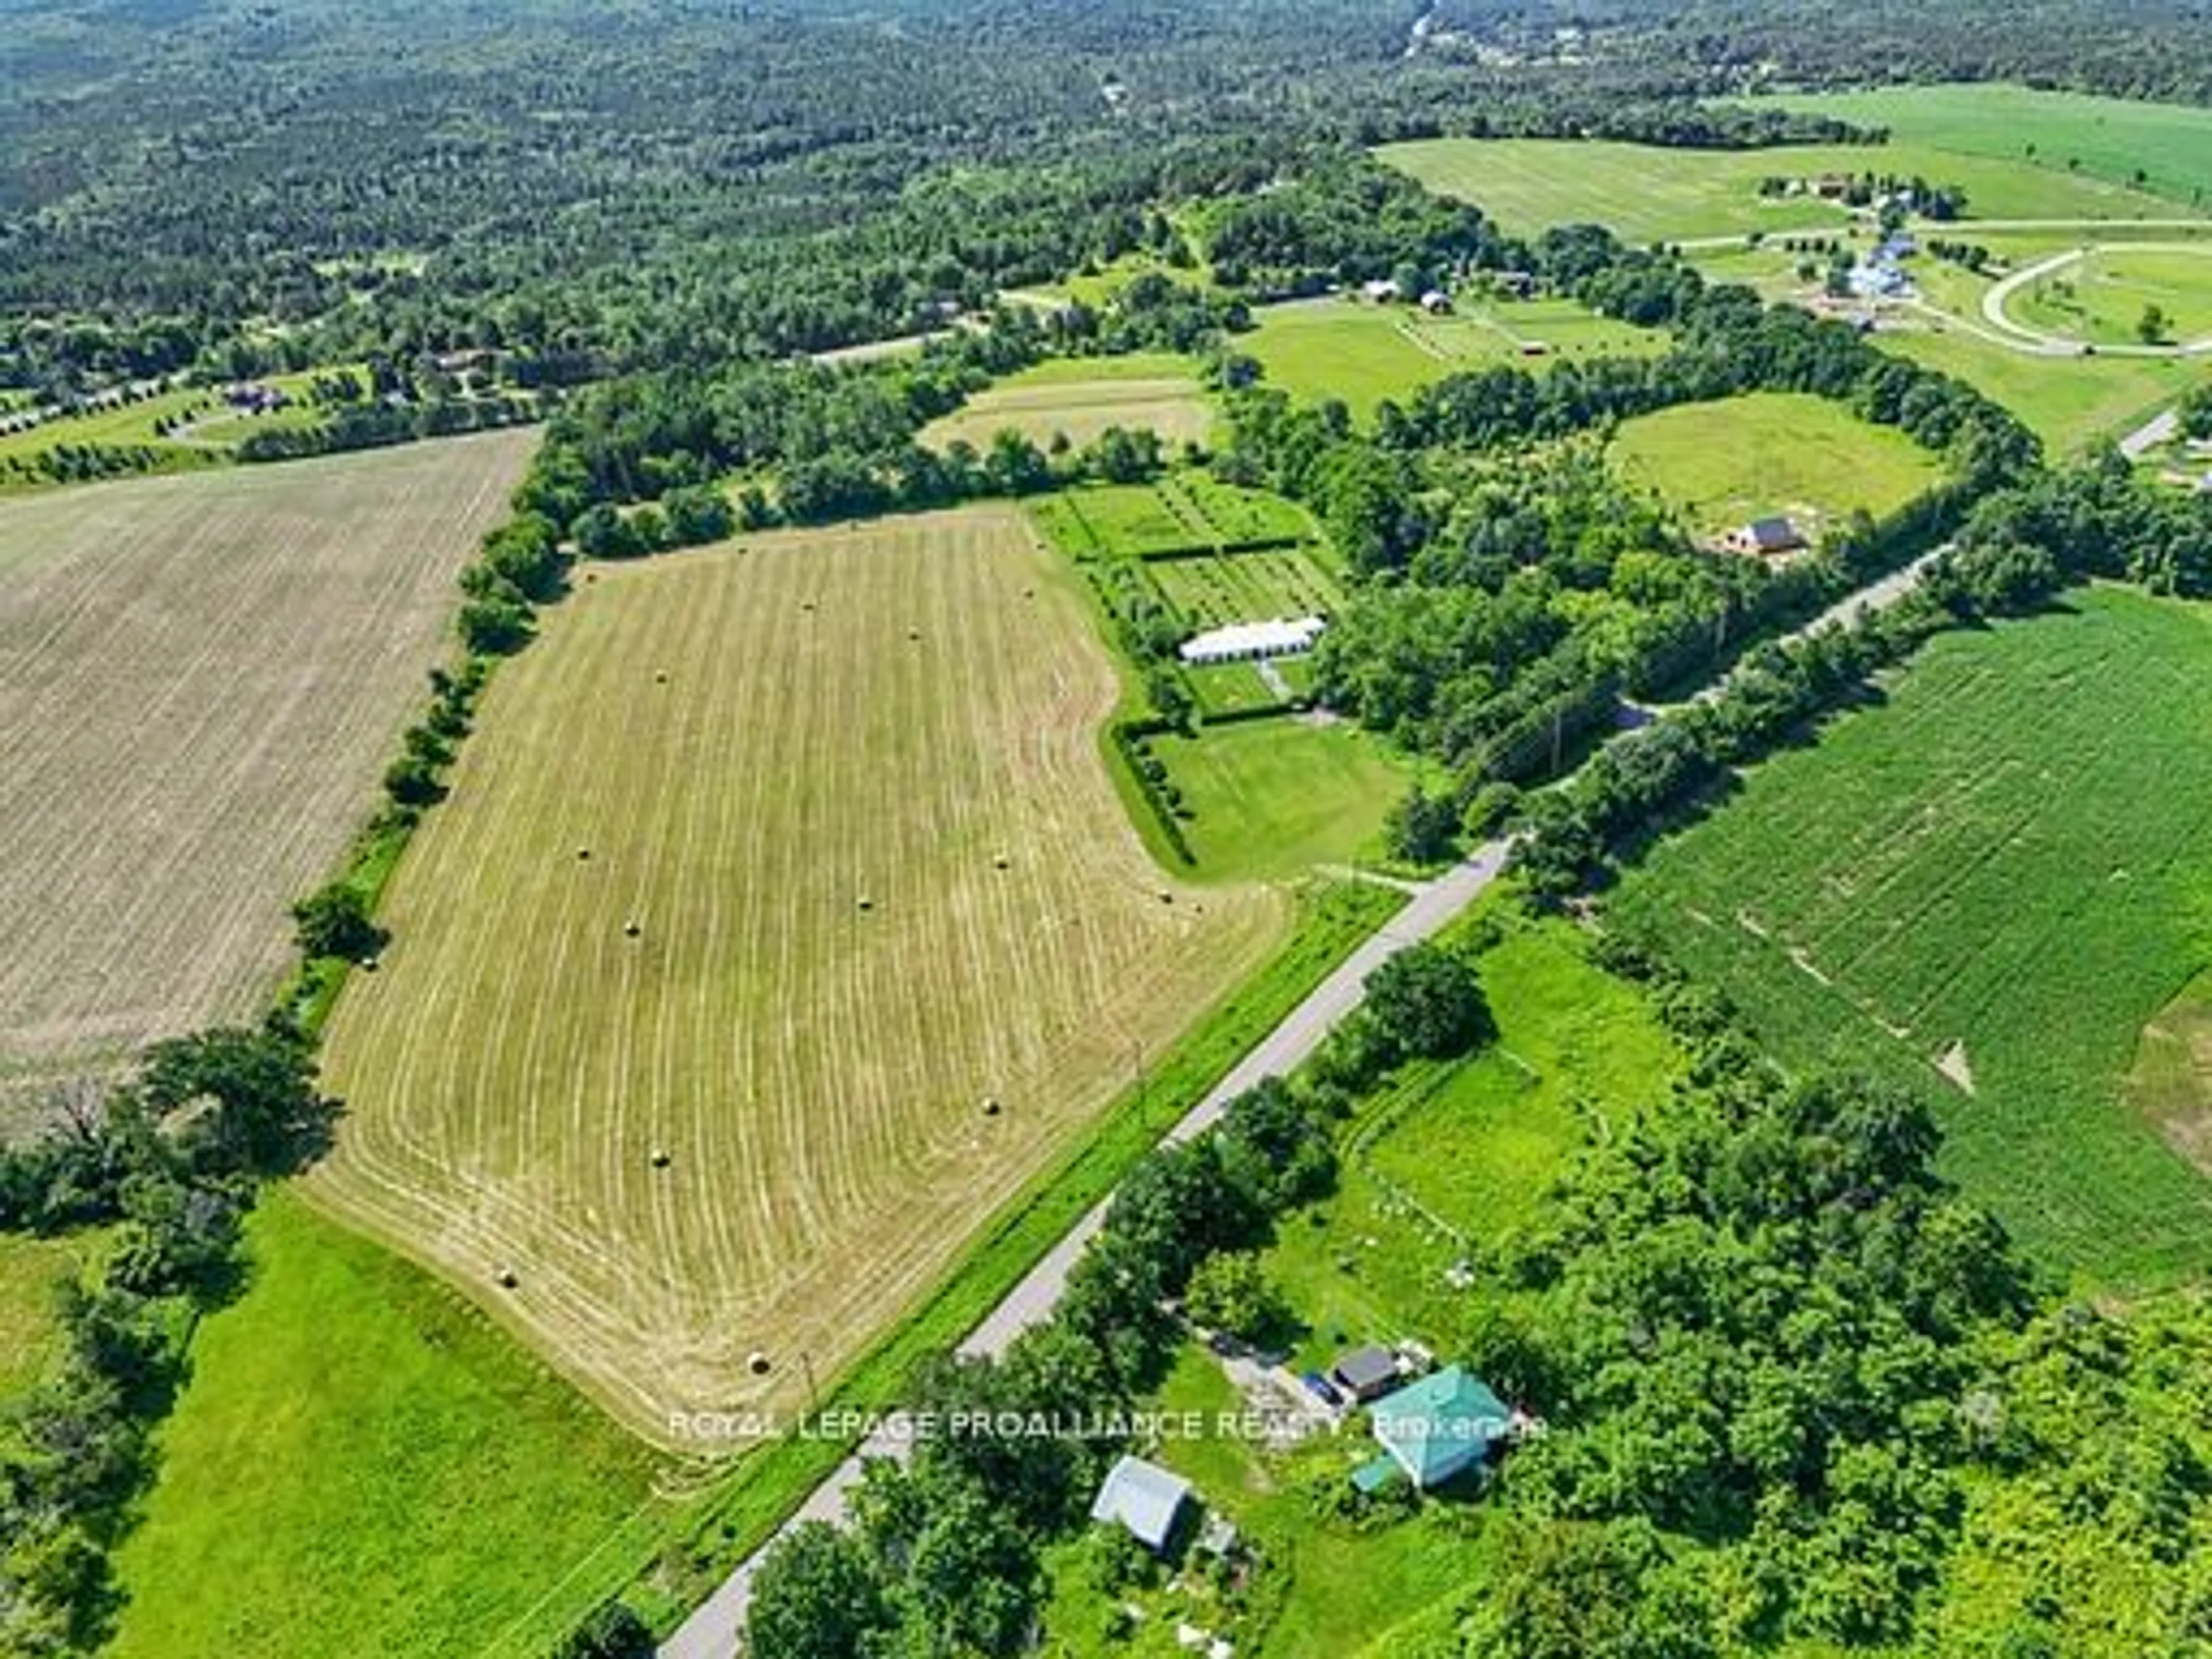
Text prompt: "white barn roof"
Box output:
[[1177, 615, 1326, 664], [1090, 1453, 1192, 1550]]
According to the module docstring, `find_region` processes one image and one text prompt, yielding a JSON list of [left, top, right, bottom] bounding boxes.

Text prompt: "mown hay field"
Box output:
[[1380, 137, 2193, 243], [1769, 83, 2212, 211], [0, 429, 535, 1127], [922, 354, 1215, 452], [313, 506, 1287, 1441], [1243, 295, 1663, 419], [1610, 585, 2212, 1286]]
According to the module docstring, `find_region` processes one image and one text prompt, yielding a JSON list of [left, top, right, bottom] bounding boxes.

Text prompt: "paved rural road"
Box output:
[[658, 842, 1513, 1659], [1978, 244, 2212, 357]]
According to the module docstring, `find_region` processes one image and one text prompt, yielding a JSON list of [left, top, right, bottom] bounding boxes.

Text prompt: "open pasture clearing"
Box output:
[[922, 355, 1214, 452], [0, 429, 533, 1125], [1380, 137, 2193, 244], [1146, 718, 1417, 884], [1610, 585, 2212, 1286], [1607, 390, 1941, 537], [1243, 295, 1661, 419], [313, 506, 1287, 1441], [1769, 84, 2212, 213], [107, 1191, 664, 1659]]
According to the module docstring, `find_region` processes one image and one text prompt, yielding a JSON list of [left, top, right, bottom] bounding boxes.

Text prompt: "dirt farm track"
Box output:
[[0, 430, 535, 1127], [311, 507, 1286, 1442]]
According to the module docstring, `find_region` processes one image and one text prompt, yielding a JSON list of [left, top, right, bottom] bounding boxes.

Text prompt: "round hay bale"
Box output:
[[982, 1095, 1002, 1118], [993, 853, 1010, 870], [856, 895, 873, 912], [496, 1267, 519, 1289], [654, 669, 669, 684], [576, 846, 591, 861], [624, 918, 642, 938], [908, 627, 922, 642], [801, 600, 816, 613], [358, 956, 380, 973], [1157, 889, 1175, 905], [747, 1350, 772, 1377], [650, 1147, 672, 1169]]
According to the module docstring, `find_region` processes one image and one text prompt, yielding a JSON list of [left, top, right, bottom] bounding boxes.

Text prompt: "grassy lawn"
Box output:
[[108, 1191, 665, 1659], [1243, 296, 1662, 419], [1869, 324, 2201, 454], [1609, 584, 2212, 1289], [0, 1231, 90, 1396], [1381, 137, 2192, 243], [1608, 389, 1942, 536], [2006, 244, 2212, 346], [1768, 84, 2212, 213], [1361, 919, 1683, 1243], [1150, 718, 1419, 882]]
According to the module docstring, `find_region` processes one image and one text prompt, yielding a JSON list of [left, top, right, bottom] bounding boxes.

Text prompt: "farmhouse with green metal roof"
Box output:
[[1368, 1365, 1514, 1490]]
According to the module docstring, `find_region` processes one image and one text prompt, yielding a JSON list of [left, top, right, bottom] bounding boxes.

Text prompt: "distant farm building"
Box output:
[[1368, 1365, 1517, 1491], [1090, 1454, 1194, 1554], [1178, 615, 1327, 665], [1724, 516, 1807, 557]]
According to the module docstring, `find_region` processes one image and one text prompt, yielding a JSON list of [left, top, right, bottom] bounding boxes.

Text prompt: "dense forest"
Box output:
[[8, 0, 2211, 400]]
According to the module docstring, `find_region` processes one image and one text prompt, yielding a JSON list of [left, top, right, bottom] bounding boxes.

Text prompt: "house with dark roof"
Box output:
[[1368, 1365, 1514, 1490], [1331, 1344, 1402, 1404], [1090, 1454, 1195, 1554], [1725, 515, 1807, 557]]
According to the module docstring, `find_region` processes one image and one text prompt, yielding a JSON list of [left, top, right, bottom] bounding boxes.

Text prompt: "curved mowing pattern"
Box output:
[[0, 430, 535, 1122], [314, 508, 1286, 1442]]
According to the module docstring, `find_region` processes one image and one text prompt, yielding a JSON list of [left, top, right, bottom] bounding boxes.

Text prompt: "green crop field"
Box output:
[[107, 1192, 665, 1659], [1148, 548, 1343, 631], [0, 429, 535, 1131], [1608, 390, 1941, 537], [1243, 296, 1662, 418], [923, 355, 1215, 452], [1770, 84, 2212, 213], [313, 507, 1287, 1442], [1147, 718, 1418, 883], [1609, 585, 2212, 1287], [1874, 324, 2202, 453], [2004, 245, 2212, 346], [1380, 137, 2194, 244]]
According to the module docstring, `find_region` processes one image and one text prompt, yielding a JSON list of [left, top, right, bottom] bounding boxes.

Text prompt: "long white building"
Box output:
[[1177, 615, 1327, 665]]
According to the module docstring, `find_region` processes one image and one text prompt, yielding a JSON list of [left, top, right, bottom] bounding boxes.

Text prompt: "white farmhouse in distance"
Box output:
[[1178, 615, 1327, 665]]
